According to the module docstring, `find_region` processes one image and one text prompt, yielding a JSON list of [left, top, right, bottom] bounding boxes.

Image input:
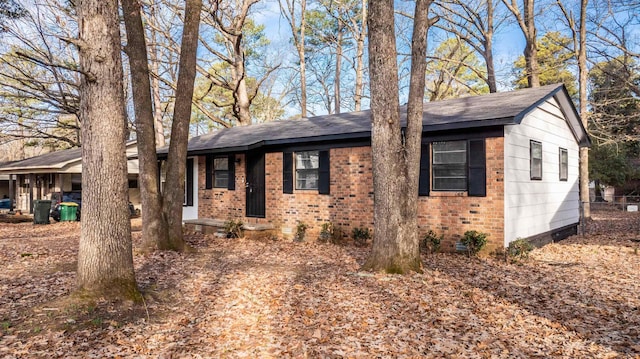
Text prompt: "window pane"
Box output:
[[296, 170, 318, 190], [531, 141, 542, 180], [560, 148, 568, 181], [432, 141, 468, 191], [296, 151, 319, 169], [214, 157, 228, 170], [295, 151, 319, 190], [214, 171, 228, 188], [433, 178, 467, 191]]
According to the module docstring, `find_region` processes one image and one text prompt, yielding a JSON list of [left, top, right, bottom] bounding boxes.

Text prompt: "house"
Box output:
[[0, 141, 140, 213], [163, 84, 589, 251]]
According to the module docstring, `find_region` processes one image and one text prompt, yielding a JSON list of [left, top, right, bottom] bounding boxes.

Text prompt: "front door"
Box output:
[[245, 152, 265, 218]]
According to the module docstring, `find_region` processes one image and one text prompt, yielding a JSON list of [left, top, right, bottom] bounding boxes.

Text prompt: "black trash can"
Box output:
[[33, 200, 52, 224]]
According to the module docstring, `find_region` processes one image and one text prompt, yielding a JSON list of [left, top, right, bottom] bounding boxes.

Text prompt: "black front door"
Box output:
[[246, 152, 265, 218]]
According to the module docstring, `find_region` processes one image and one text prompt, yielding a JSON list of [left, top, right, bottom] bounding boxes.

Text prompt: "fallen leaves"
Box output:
[[0, 210, 638, 357]]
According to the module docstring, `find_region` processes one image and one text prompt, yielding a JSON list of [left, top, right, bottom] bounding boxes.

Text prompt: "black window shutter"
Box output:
[[227, 154, 236, 190], [186, 158, 194, 206], [283, 152, 293, 194], [418, 143, 430, 196], [205, 154, 213, 189], [468, 139, 486, 197], [318, 150, 330, 194]]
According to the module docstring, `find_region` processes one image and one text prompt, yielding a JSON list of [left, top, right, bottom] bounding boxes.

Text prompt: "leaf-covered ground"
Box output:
[[0, 210, 639, 358]]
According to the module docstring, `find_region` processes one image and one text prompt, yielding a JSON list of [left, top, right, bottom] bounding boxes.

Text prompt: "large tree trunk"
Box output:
[[76, 0, 138, 298], [363, 0, 430, 274], [162, 0, 202, 250], [121, 0, 170, 251], [523, 0, 539, 87], [578, 0, 590, 218], [485, 0, 497, 93], [232, 41, 252, 126]]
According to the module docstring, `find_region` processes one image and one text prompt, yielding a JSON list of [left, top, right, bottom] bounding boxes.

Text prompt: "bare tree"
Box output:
[[76, 0, 138, 298], [200, 0, 261, 125], [502, 0, 540, 87], [280, 0, 307, 117], [162, 0, 203, 250], [556, 0, 590, 217], [121, 0, 170, 250], [434, 0, 508, 93], [363, 0, 434, 273], [0, 0, 81, 148]]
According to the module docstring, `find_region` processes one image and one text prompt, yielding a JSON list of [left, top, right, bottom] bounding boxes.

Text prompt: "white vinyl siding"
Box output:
[[503, 98, 580, 246]]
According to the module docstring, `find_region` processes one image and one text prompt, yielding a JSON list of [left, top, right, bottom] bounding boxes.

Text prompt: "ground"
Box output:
[[0, 210, 639, 358]]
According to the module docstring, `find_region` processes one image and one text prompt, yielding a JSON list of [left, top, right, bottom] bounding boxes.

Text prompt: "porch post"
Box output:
[[8, 174, 14, 214], [29, 173, 34, 214]]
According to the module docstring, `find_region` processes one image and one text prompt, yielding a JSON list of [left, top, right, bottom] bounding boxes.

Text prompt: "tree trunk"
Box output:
[[162, 0, 202, 250], [363, 0, 430, 274], [578, 0, 590, 217], [485, 0, 497, 93], [524, 0, 539, 87], [354, 0, 366, 112], [76, 0, 138, 298], [232, 37, 252, 126], [299, 0, 307, 117], [121, 0, 170, 251], [334, 29, 342, 114]]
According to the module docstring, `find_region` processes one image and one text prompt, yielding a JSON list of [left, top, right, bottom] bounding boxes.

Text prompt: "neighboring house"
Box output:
[[0, 142, 140, 213], [161, 84, 590, 251]]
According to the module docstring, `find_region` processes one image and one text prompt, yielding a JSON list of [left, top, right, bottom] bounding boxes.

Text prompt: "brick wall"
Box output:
[[197, 137, 505, 250]]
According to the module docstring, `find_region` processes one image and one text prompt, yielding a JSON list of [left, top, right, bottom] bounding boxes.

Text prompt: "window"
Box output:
[[530, 140, 543, 180], [214, 157, 229, 188], [432, 141, 468, 191], [559, 148, 568, 181], [295, 151, 319, 190]]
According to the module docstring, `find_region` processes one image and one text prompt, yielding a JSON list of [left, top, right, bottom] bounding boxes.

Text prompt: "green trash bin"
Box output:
[[60, 202, 78, 221], [33, 200, 52, 224]]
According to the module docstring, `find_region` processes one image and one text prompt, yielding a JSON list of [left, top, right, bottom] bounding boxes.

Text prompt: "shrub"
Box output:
[[352, 227, 371, 247], [420, 230, 443, 254], [318, 222, 333, 243], [224, 219, 243, 238], [295, 221, 308, 242], [507, 238, 534, 260], [461, 230, 488, 256]]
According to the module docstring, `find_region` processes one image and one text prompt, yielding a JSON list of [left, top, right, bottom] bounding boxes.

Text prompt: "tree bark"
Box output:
[[485, 0, 497, 93], [363, 0, 431, 274], [354, 0, 366, 112], [162, 0, 202, 250], [578, 0, 590, 218], [503, 0, 539, 87], [523, 0, 539, 87], [76, 0, 138, 298], [334, 29, 343, 114], [121, 0, 170, 251]]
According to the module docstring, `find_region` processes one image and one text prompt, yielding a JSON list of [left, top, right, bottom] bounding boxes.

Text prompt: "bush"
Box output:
[[352, 227, 371, 247], [507, 238, 534, 260], [318, 222, 333, 243], [461, 230, 488, 256], [420, 230, 443, 254], [295, 221, 308, 242], [224, 219, 243, 238]]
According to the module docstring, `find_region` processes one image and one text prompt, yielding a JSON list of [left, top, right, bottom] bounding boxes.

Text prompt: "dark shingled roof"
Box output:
[[162, 83, 589, 155], [0, 147, 82, 170]]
